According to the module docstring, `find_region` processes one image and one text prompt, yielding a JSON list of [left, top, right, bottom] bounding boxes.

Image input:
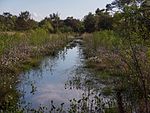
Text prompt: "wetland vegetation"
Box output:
[[0, 0, 150, 113]]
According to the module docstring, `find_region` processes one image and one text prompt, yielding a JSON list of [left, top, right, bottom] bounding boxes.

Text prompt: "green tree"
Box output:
[[107, 1, 150, 113], [0, 15, 7, 31], [84, 12, 97, 32], [16, 11, 37, 31], [64, 17, 84, 33], [49, 13, 60, 32], [0, 12, 17, 31], [39, 17, 54, 32], [95, 8, 113, 30]]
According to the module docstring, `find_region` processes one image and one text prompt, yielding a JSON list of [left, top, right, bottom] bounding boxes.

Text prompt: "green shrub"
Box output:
[[93, 30, 123, 50]]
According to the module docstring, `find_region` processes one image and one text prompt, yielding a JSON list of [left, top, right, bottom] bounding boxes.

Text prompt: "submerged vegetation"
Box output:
[[0, 0, 150, 113]]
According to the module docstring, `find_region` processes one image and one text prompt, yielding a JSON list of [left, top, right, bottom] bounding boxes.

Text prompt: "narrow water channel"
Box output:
[[17, 40, 108, 111]]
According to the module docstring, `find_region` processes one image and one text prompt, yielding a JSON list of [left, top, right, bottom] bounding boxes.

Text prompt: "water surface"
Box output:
[[17, 41, 105, 110]]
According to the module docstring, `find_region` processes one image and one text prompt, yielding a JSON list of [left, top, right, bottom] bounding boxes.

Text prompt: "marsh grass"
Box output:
[[0, 33, 22, 55], [0, 28, 71, 72], [83, 30, 150, 113], [92, 31, 122, 50]]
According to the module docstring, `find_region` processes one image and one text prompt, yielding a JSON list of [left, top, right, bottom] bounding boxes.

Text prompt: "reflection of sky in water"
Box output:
[[17, 44, 87, 109], [33, 84, 84, 104]]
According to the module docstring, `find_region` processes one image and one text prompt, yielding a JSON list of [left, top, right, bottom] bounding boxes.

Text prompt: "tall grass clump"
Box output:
[[92, 30, 122, 50], [83, 30, 122, 57], [28, 28, 50, 46], [0, 33, 22, 55]]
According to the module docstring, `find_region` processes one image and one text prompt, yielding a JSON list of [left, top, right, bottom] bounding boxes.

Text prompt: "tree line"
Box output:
[[0, 8, 113, 33]]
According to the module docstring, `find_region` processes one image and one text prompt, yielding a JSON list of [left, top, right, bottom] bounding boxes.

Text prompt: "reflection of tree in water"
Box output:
[[65, 67, 117, 113], [66, 67, 99, 91]]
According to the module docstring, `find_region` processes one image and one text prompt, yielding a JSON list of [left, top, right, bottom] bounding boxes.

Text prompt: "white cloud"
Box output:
[[31, 12, 42, 21]]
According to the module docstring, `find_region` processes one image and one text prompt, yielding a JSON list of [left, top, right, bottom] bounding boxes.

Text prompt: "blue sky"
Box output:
[[0, 0, 113, 21]]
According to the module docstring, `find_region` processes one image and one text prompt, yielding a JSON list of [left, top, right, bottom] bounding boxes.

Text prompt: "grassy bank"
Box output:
[[0, 29, 74, 111], [82, 30, 150, 113], [0, 29, 73, 74], [83, 30, 150, 74]]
